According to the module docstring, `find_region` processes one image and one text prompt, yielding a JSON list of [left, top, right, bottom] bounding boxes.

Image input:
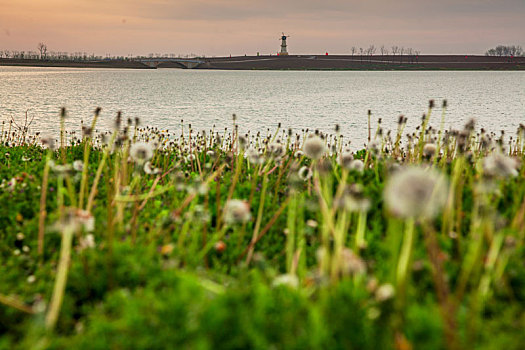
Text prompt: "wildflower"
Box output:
[[6, 178, 16, 192], [482, 153, 519, 178], [316, 158, 332, 174], [273, 274, 299, 289], [223, 199, 251, 225], [27, 275, 36, 284], [144, 161, 161, 175], [349, 159, 365, 173], [341, 248, 366, 276], [339, 152, 354, 170], [343, 184, 371, 212], [82, 126, 93, 138], [268, 142, 285, 158], [160, 243, 174, 255], [21, 156, 31, 162], [384, 166, 448, 220], [214, 241, 226, 253], [48, 160, 73, 176], [367, 307, 381, 320], [238, 135, 248, 150], [78, 234, 96, 251], [366, 277, 379, 293], [129, 142, 153, 164], [303, 135, 326, 160], [194, 205, 211, 222], [375, 283, 395, 302], [73, 160, 84, 172], [423, 143, 437, 158], [41, 136, 56, 150], [306, 219, 318, 228], [54, 208, 95, 233], [367, 141, 380, 156], [247, 148, 265, 165], [298, 166, 313, 181]]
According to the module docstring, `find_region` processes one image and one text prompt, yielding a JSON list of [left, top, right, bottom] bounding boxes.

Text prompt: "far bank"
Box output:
[[1, 55, 524, 70]]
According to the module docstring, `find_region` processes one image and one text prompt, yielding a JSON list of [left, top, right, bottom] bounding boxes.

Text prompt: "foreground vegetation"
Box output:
[[1, 104, 524, 349]]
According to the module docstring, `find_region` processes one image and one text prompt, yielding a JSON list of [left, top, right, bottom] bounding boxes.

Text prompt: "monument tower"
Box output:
[[279, 33, 290, 56]]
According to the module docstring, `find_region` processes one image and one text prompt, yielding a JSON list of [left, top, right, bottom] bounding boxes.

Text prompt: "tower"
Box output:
[[279, 33, 289, 56]]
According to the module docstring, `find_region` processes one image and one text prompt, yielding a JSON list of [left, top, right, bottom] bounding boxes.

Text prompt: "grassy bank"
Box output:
[[1, 105, 524, 349]]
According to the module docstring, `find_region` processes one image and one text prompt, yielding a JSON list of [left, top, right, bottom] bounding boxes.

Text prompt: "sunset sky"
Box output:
[[1, 0, 524, 56]]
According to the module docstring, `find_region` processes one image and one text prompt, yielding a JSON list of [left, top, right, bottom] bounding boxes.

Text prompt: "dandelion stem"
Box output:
[[45, 227, 74, 330], [396, 217, 415, 301], [38, 151, 51, 256]]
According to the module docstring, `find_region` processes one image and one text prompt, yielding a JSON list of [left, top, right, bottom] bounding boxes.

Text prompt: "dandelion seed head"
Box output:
[[483, 153, 520, 178], [343, 184, 371, 212], [144, 161, 161, 175], [224, 199, 251, 225], [375, 283, 395, 302], [298, 166, 313, 181], [349, 159, 365, 173], [273, 274, 299, 289], [341, 248, 366, 276], [268, 142, 285, 158], [73, 160, 84, 172], [247, 148, 265, 165], [339, 152, 354, 170], [303, 135, 326, 160], [129, 142, 153, 164], [78, 234, 96, 251], [423, 143, 437, 158], [384, 166, 448, 220]]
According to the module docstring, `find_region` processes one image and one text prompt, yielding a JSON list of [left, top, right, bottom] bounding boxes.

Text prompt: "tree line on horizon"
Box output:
[[350, 45, 421, 64], [1, 42, 524, 62], [485, 45, 524, 57]]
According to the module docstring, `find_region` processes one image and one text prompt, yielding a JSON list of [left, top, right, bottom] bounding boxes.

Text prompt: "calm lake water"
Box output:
[[1, 66, 524, 146]]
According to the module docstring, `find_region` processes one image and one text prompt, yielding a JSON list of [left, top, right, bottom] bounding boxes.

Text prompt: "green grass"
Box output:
[[1, 105, 524, 349]]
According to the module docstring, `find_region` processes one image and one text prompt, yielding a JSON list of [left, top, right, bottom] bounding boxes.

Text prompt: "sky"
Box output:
[[0, 0, 524, 56]]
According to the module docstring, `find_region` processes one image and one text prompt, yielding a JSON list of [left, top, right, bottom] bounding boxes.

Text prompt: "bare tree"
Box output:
[[37, 42, 48, 60], [367, 45, 376, 62], [351, 46, 357, 57], [406, 48, 413, 63], [380, 45, 386, 56], [391, 46, 399, 63], [399, 47, 405, 63], [359, 47, 364, 62]]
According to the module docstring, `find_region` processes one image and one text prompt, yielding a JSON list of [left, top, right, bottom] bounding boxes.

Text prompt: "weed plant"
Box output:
[[1, 102, 524, 349]]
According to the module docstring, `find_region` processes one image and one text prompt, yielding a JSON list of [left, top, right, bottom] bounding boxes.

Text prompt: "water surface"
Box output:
[[1, 67, 523, 146]]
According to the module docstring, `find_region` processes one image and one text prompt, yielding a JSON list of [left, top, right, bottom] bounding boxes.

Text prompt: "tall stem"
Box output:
[[45, 227, 74, 330], [396, 218, 415, 302]]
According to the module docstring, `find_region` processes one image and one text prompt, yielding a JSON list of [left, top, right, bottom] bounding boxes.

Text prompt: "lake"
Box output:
[[1, 67, 523, 147]]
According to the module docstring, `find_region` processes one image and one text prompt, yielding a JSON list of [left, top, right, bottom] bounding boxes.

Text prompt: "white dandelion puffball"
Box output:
[[384, 166, 448, 220], [129, 142, 154, 164], [223, 199, 252, 224], [298, 166, 313, 181], [349, 159, 365, 173], [483, 153, 519, 178], [303, 136, 326, 160]]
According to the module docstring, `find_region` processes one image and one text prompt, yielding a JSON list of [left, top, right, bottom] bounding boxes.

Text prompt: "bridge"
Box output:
[[138, 58, 206, 69]]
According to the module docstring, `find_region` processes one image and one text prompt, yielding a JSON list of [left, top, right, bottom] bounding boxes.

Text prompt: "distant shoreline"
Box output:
[[1, 55, 524, 70]]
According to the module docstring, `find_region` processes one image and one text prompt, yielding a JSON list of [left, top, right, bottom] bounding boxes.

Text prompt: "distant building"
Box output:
[[280, 33, 290, 56]]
